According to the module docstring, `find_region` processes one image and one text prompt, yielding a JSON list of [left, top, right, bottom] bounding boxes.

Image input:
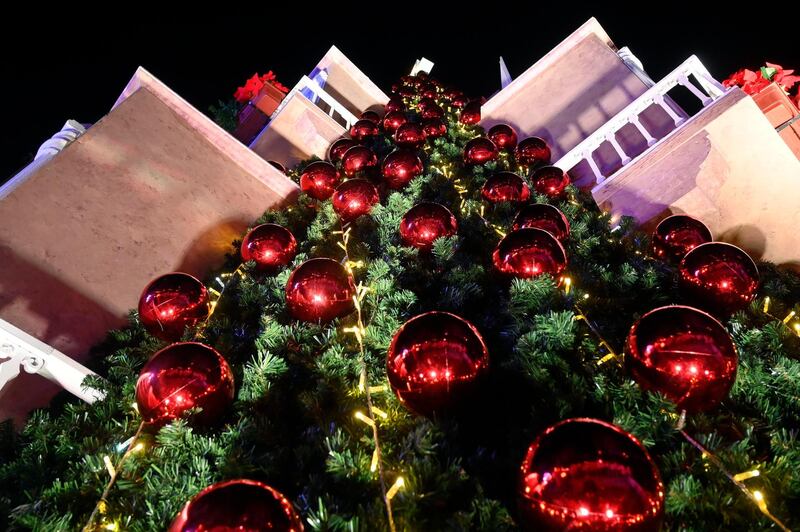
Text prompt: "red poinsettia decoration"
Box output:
[[234, 71, 290, 103], [724, 62, 800, 96]]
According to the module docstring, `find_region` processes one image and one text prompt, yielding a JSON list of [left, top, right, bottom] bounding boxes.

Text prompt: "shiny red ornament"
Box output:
[[135, 342, 234, 425], [360, 109, 382, 124], [387, 311, 489, 415], [268, 160, 286, 173], [516, 137, 552, 166], [444, 88, 462, 100], [532, 165, 570, 198], [382, 111, 408, 133], [512, 204, 570, 241], [487, 123, 518, 151], [385, 97, 405, 113], [241, 224, 297, 272], [417, 97, 437, 112], [169, 479, 304, 532], [651, 215, 713, 263], [328, 138, 357, 163], [625, 305, 738, 412], [341, 145, 378, 177], [519, 418, 665, 531], [422, 118, 447, 139], [493, 228, 567, 279], [678, 242, 759, 316], [421, 86, 438, 100], [285, 258, 356, 322], [300, 161, 340, 200], [463, 137, 499, 165], [421, 104, 444, 120], [397, 85, 416, 98], [400, 202, 458, 251], [381, 149, 424, 189], [349, 119, 379, 142], [450, 93, 468, 109], [138, 273, 210, 341], [481, 172, 530, 203], [394, 122, 426, 149], [460, 100, 481, 125], [332, 179, 380, 222]]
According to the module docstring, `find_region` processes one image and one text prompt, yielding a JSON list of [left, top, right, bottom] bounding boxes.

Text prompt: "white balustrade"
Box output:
[[554, 55, 728, 188], [272, 75, 359, 130], [0, 318, 105, 404]]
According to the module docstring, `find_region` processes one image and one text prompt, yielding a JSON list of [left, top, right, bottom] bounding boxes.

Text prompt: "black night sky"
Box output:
[[1, 3, 796, 180]]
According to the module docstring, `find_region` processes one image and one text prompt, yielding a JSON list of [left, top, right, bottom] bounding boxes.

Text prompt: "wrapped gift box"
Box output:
[[751, 83, 800, 158]]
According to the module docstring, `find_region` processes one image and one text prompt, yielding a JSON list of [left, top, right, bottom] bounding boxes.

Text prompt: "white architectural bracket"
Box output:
[[272, 75, 359, 130], [411, 57, 434, 76], [0, 319, 105, 404]]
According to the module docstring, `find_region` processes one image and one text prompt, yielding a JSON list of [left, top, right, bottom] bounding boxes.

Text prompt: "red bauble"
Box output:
[[387, 311, 489, 415], [328, 138, 357, 163], [417, 97, 437, 112], [385, 97, 405, 113], [332, 179, 380, 222], [421, 104, 444, 120], [532, 165, 570, 198], [519, 418, 664, 531], [481, 172, 530, 203], [450, 93, 468, 109], [169, 479, 304, 532], [138, 273, 210, 341], [422, 118, 447, 139], [382, 111, 408, 133], [516, 137, 552, 166], [487, 123, 518, 151], [394, 122, 426, 149], [397, 85, 416, 98], [399, 202, 458, 251], [300, 161, 341, 200], [493, 228, 567, 279], [678, 242, 759, 316], [268, 160, 286, 173], [341, 145, 378, 177], [381, 149, 424, 189], [241, 223, 297, 272], [625, 305, 738, 412], [459, 100, 481, 125], [651, 214, 713, 263], [285, 258, 356, 322], [463, 137, 499, 165], [349, 119, 379, 142], [512, 204, 570, 241], [135, 342, 234, 425], [421, 86, 438, 100], [360, 110, 382, 124]]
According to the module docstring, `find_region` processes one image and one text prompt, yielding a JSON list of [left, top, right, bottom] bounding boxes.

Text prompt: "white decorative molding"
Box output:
[[499, 57, 512, 89], [618, 46, 655, 87], [554, 55, 729, 189], [34, 120, 87, 161], [411, 57, 434, 76], [0, 318, 105, 404], [272, 75, 359, 130]]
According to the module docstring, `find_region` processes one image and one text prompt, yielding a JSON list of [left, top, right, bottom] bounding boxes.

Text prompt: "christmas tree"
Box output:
[[1, 72, 799, 532]]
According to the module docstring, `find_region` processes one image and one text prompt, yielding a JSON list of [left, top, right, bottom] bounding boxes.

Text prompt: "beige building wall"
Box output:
[[312, 45, 389, 115], [593, 88, 800, 268], [0, 73, 298, 424]]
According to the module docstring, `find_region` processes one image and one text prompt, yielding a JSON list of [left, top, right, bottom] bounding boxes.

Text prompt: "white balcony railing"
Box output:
[[555, 55, 728, 188], [273, 75, 359, 130]]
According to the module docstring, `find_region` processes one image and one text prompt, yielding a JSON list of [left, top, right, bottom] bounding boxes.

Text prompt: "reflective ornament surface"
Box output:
[[463, 137, 499, 165], [332, 179, 380, 222], [328, 138, 357, 163], [300, 161, 340, 200], [136, 342, 234, 425], [519, 418, 665, 531], [487, 123, 518, 151], [285, 258, 356, 322], [512, 204, 570, 241], [399, 202, 458, 251], [651, 215, 713, 263], [169, 479, 304, 532], [349, 119, 379, 142], [493, 228, 567, 279], [387, 311, 489, 415], [459, 100, 481, 125], [394, 122, 426, 149], [381, 149, 424, 189], [241, 223, 297, 273], [516, 137, 552, 166], [341, 145, 378, 177], [625, 305, 738, 412], [532, 165, 570, 198], [422, 118, 447, 138], [382, 110, 408, 133], [481, 171, 530, 203], [138, 273, 210, 341], [679, 242, 759, 316]]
